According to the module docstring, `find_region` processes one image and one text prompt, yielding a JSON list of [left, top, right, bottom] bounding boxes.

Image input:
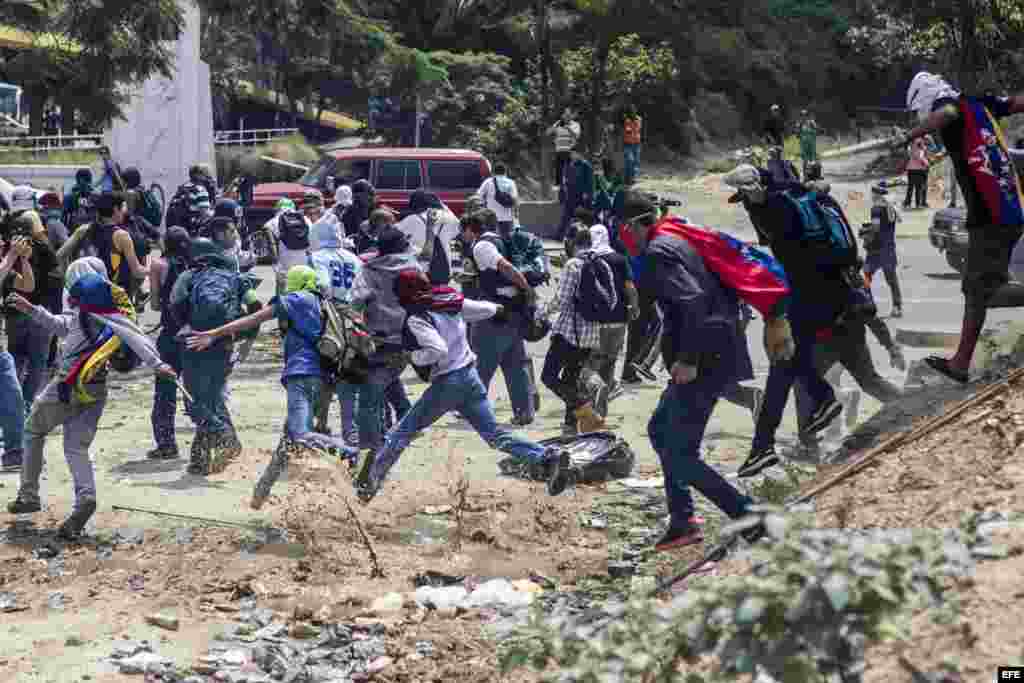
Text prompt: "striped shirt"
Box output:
[[542, 254, 601, 350]]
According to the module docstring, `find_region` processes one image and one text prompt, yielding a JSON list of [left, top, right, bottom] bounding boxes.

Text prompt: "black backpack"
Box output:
[[278, 210, 310, 250], [165, 187, 196, 233], [491, 177, 516, 209], [574, 252, 620, 323]]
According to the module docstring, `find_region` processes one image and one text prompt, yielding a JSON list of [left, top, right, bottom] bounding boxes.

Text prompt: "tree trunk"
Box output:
[[958, 0, 977, 84], [536, 0, 552, 198], [587, 39, 611, 158]]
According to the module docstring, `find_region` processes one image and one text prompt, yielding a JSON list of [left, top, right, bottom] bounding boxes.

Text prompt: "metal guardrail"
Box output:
[[0, 133, 103, 151], [214, 128, 299, 146]]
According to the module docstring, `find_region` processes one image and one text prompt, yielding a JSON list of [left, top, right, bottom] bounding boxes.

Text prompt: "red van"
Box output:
[[249, 147, 491, 225]]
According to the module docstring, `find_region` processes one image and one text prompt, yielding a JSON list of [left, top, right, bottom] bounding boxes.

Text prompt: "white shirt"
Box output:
[[310, 246, 363, 304], [477, 175, 519, 223], [396, 207, 460, 270], [471, 232, 517, 297], [408, 300, 498, 380], [265, 212, 314, 274]]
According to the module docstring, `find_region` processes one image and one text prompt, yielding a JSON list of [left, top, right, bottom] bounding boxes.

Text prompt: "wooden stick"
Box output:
[[342, 497, 386, 579], [792, 367, 1024, 505]]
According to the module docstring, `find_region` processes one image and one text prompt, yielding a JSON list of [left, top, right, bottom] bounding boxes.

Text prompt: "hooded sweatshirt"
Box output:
[[33, 264, 162, 388], [351, 252, 424, 346], [309, 217, 362, 304], [273, 266, 323, 383]]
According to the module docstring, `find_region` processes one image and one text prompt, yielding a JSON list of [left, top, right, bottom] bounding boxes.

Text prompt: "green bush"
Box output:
[[500, 507, 991, 682]]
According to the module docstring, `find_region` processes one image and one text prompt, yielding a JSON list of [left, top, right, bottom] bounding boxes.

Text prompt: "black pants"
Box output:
[[904, 170, 928, 208], [542, 334, 591, 413], [866, 265, 902, 309], [555, 151, 572, 186], [623, 291, 662, 380]]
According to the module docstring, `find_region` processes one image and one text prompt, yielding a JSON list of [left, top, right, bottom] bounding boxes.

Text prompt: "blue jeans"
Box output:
[[368, 365, 550, 487], [335, 381, 360, 445], [648, 376, 753, 526], [152, 330, 183, 450], [623, 143, 641, 185], [183, 347, 234, 437], [9, 314, 53, 406], [0, 351, 25, 455], [472, 314, 533, 420], [752, 303, 837, 451], [357, 359, 406, 451], [253, 375, 358, 501]]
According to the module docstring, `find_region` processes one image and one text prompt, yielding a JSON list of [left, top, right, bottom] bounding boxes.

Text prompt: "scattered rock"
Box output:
[[421, 504, 453, 515], [367, 656, 393, 674], [289, 622, 320, 639], [0, 592, 26, 613], [463, 579, 535, 608], [115, 527, 145, 545], [117, 651, 172, 675], [111, 640, 152, 659], [411, 570, 465, 588], [47, 592, 66, 610], [65, 635, 85, 647], [369, 592, 404, 615], [33, 543, 60, 559], [313, 605, 332, 624], [128, 574, 145, 591], [146, 613, 180, 631], [607, 561, 636, 579]]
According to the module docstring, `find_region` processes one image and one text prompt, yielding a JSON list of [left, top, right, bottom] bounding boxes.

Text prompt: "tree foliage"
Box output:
[[0, 0, 185, 134]]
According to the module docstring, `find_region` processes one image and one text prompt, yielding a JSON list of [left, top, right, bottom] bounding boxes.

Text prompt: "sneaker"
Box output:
[[57, 498, 96, 541], [631, 363, 658, 383], [620, 375, 643, 387], [510, 414, 534, 427], [653, 524, 704, 551], [1, 450, 22, 471], [6, 496, 41, 514], [146, 446, 180, 461], [546, 450, 573, 496], [590, 380, 610, 418], [737, 446, 780, 478], [802, 397, 842, 436], [354, 450, 377, 491], [533, 393, 541, 413]]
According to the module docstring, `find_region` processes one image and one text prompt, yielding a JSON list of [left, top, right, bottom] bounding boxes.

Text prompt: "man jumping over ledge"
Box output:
[[901, 72, 1024, 384]]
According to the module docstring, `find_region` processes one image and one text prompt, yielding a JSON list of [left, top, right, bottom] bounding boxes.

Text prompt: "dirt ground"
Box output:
[[0, 146, 1012, 682]]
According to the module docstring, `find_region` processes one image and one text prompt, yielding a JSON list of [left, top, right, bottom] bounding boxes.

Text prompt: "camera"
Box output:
[[641, 193, 682, 210]]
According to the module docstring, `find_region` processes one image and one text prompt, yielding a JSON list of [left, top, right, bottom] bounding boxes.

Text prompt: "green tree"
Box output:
[[0, 0, 185, 135]]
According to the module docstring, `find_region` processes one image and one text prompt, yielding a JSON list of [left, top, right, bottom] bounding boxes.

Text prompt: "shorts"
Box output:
[[963, 225, 1024, 306]]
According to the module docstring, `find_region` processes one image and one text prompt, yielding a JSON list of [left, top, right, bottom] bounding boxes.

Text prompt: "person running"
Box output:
[[618, 193, 775, 550], [146, 227, 192, 460], [6, 260, 175, 539], [902, 72, 1024, 383], [864, 182, 903, 318], [186, 265, 358, 510], [309, 214, 364, 444], [353, 269, 572, 503]]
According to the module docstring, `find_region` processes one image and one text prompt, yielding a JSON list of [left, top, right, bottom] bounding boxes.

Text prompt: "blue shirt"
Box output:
[[272, 291, 322, 383]]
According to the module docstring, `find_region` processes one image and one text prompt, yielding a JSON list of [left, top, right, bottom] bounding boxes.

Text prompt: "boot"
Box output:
[[574, 403, 606, 434], [57, 498, 97, 541], [208, 431, 242, 475], [187, 433, 211, 476], [252, 437, 292, 509]]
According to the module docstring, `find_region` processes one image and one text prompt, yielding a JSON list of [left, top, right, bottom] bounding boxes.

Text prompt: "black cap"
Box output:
[[94, 191, 126, 213]]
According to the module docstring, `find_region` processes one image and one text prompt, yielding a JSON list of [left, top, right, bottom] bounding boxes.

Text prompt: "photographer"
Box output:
[[0, 235, 34, 471], [5, 213, 59, 405]]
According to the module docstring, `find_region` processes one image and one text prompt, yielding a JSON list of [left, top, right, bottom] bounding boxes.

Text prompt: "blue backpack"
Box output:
[[188, 267, 243, 332], [780, 190, 859, 266]]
